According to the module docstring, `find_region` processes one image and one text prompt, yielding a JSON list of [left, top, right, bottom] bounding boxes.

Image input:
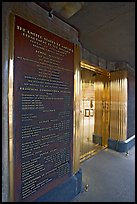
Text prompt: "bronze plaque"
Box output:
[[13, 15, 74, 202]]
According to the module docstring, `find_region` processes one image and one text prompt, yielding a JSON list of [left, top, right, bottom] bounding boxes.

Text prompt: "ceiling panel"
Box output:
[[36, 2, 135, 69]]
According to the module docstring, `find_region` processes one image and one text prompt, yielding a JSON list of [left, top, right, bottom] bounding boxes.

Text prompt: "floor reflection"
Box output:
[[80, 115, 97, 156]]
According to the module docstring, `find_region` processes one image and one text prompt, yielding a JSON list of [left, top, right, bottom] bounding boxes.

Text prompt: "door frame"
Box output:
[[80, 60, 110, 149]]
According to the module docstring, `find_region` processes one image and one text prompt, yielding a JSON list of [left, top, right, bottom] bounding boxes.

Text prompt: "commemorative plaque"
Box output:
[[11, 15, 74, 202]]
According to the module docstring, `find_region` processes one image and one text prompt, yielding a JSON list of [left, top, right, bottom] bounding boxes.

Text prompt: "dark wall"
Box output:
[[127, 70, 135, 138]]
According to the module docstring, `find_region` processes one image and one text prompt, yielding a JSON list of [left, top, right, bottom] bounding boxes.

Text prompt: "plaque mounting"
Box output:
[[9, 14, 74, 202]]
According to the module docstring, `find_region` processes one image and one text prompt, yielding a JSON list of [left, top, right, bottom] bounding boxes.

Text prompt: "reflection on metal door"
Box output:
[[109, 70, 127, 141], [79, 62, 128, 161], [94, 74, 110, 147], [80, 61, 110, 162], [80, 69, 97, 159]]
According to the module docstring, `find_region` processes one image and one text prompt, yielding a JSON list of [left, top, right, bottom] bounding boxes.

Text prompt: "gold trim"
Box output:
[[8, 13, 15, 202], [80, 144, 106, 163], [81, 60, 110, 77], [73, 44, 81, 174]]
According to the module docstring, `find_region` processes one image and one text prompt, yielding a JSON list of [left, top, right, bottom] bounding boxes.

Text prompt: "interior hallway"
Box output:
[[71, 145, 135, 202]]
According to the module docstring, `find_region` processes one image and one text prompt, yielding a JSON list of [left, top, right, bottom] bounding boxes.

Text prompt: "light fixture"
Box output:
[[49, 2, 85, 19]]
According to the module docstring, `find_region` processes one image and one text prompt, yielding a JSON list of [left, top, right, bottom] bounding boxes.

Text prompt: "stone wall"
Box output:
[[127, 68, 135, 138]]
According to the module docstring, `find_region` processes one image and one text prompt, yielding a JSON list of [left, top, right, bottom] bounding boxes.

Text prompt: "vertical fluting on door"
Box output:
[[94, 74, 110, 147], [102, 80, 110, 146], [94, 79, 104, 137], [94, 75, 110, 146], [110, 71, 127, 141]]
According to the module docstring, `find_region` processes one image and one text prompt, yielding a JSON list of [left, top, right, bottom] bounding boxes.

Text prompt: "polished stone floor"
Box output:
[[71, 145, 135, 202]]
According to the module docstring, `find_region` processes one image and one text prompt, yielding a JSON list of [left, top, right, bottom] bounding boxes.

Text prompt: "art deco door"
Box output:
[[109, 70, 127, 141], [80, 61, 110, 161], [80, 68, 96, 159], [94, 70, 128, 146], [79, 61, 128, 163], [94, 74, 110, 147]]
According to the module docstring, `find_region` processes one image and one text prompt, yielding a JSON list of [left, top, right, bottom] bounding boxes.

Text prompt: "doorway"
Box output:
[[80, 62, 110, 162], [80, 69, 96, 157]]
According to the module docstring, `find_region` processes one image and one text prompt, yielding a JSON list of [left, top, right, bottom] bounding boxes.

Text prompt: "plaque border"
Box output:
[[8, 13, 15, 202], [8, 12, 77, 202]]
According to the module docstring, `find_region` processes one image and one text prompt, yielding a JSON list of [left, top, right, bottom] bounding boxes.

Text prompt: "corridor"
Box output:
[[72, 145, 135, 202]]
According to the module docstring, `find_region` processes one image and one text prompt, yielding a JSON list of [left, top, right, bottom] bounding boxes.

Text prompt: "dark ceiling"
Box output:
[[36, 2, 135, 69]]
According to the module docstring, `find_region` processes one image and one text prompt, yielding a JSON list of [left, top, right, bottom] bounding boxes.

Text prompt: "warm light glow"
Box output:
[[9, 59, 13, 124], [109, 73, 127, 141], [80, 61, 110, 77], [49, 2, 85, 19], [8, 58, 14, 202]]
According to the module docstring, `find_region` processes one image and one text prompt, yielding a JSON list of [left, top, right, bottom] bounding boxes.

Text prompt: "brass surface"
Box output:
[[94, 80, 103, 136], [94, 74, 110, 147], [8, 13, 15, 202], [73, 44, 81, 174], [80, 144, 105, 163], [80, 63, 110, 162], [81, 60, 110, 77], [110, 70, 127, 141], [102, 81, 110, 146], [80, 68, 98, 159]]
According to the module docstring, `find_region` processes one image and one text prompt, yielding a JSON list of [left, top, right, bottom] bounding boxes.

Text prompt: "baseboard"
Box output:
[[108, 135, 135, 152], [35, 168, 82, 202]]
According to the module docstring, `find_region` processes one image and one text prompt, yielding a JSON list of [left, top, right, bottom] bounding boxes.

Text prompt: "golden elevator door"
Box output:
[[94, 74, 110, 147], [109, 70, 127, 141], [80, 69, 101, 162]]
